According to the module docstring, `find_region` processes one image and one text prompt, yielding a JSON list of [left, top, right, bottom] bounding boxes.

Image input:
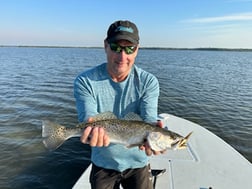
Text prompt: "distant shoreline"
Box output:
[[1, 45, 252, 52]]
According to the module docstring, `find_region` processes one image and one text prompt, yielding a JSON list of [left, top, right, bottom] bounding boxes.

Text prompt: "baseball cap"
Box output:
[[106, 20, 139, 45]]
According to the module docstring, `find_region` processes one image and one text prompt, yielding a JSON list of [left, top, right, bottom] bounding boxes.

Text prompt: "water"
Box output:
[[1, 47, 252, 188]]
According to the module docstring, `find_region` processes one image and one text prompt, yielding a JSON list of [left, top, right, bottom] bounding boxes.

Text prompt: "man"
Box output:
[[74, 20, 161, 189]]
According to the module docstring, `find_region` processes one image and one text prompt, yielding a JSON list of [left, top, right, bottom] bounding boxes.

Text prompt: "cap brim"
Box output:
[[107, 35, 138, 45]]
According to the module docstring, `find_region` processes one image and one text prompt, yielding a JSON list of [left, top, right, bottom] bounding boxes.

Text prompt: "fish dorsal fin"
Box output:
[[92, 112, 117, 121], [123, 112, 143, 121]]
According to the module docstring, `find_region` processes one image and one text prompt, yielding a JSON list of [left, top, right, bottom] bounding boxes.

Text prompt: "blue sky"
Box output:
[[1, 0, 252, 48]]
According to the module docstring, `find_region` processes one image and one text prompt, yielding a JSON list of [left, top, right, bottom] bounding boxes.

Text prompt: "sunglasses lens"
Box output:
[[109, 43, 136, 54], [109, 43, 121, 53], [124, 46, 136, 54]]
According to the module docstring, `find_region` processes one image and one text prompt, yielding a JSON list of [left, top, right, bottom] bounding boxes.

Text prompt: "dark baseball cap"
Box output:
[[106, 20, 139, 45]]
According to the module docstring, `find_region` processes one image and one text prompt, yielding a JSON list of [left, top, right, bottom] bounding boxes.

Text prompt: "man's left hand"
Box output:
[[139, 120, 167, 156]]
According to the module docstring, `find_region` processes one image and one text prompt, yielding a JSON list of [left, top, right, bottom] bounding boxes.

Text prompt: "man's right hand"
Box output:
[[80, 117, 110, 147]]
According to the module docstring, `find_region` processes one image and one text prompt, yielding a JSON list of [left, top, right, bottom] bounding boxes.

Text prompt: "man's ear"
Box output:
[[104, 40, 109, 53]]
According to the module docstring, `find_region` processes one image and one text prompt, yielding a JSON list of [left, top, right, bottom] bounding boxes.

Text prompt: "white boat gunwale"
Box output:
[[73, 113, 252, 189]]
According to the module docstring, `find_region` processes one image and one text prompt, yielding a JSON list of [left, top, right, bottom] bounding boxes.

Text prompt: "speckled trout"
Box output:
[[42, 112, 192, 151]]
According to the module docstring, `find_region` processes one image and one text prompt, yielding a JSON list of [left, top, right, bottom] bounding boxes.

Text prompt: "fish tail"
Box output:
[[42, 120, 69, 151]]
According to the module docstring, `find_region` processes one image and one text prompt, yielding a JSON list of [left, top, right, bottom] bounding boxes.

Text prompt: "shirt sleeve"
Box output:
[[73, 75, 98, 122], [139, 74, 160, 123]]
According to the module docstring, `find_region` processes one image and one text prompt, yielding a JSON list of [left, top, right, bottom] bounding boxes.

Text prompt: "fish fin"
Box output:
[[92, 112, 117, 122], [42, 120, 68, 151], [123, 112, 143, 121]]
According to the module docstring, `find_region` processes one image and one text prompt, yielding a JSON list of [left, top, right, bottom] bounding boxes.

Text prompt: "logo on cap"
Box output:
[[115, 26, 134, 33]]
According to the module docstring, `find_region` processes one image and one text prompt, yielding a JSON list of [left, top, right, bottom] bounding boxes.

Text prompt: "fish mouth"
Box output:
[[171, 132, 193, 150], [171, 139, 187, 150]]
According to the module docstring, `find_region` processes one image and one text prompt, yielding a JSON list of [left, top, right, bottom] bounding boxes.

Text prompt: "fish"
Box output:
[[42, 112, 192, 151]]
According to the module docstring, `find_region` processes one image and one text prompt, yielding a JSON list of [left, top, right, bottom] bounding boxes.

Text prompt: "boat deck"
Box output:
[[73, 113, 252, 189]]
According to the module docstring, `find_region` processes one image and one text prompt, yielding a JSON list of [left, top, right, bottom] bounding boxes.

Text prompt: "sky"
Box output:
[[1, 0, 252, 48]]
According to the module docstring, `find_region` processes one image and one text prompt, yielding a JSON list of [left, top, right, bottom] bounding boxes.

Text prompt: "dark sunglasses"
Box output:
[[109, 43, 137, 55]]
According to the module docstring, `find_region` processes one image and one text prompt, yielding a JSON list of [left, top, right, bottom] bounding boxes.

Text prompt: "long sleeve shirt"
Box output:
[[74, 63, 159, 172]]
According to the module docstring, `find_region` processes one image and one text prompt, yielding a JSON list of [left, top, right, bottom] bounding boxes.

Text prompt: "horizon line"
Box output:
[[1, 45, 252, 51]]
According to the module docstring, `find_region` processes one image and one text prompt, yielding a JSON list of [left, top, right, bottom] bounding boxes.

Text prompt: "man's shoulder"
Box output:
[[76, 63, 107, 79], [133, 65, 158, 82]]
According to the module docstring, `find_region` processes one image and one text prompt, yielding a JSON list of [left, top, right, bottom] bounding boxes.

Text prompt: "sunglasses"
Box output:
[[109, 43, 137, 55]]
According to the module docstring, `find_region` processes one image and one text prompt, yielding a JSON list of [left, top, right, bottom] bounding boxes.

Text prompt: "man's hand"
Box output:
[[139, 141, 166, 156], [139, 120, 167, 156], [80, 117, 110, 147]]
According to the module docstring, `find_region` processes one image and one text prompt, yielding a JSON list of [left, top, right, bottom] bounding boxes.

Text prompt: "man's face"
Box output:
[[105, 40, 139, 81]]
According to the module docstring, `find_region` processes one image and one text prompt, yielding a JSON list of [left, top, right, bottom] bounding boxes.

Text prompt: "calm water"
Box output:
[[1, 47, 252, 188]]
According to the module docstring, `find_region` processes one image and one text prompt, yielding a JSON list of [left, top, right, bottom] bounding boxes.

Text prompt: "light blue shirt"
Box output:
[[74, 63, 159, 172]]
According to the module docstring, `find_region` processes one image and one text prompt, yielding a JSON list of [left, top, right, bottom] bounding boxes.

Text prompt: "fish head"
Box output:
[[148, 131, 193, 151], [147, 132, 169, 151]]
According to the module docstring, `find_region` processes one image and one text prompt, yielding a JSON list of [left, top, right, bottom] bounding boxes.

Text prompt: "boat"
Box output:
[[73, 113, 252, 189]]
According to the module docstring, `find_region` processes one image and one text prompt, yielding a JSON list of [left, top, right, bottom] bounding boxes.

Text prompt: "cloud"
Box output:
[[184, 12, 252, 23], [226, 0, 252, 2]]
